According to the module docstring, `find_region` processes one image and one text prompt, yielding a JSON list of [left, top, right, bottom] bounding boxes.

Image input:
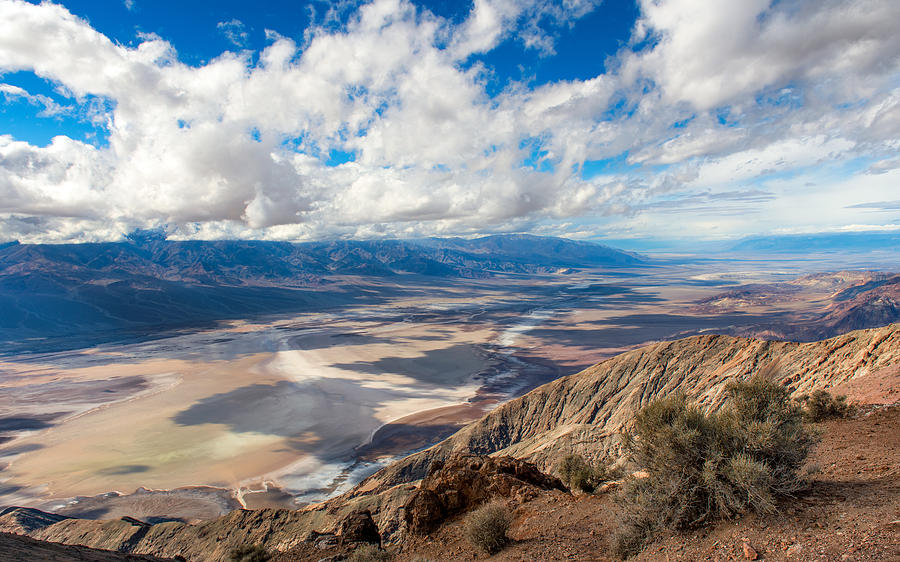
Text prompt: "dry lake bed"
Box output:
[[0, 257, 890, 522]]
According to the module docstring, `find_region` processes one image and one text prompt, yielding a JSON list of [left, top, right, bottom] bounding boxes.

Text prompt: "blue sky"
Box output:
[[1, 0, 639, 146], [0, 0, 898, 244]]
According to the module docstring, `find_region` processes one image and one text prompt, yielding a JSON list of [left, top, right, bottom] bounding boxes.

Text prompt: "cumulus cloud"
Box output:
[[624, 0, 900, 110], [0, 0, 897, 243], [451, 0, 599, 57]]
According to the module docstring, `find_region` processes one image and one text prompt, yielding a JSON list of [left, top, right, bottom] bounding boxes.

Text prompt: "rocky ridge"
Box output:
[[358, 322, 900, 494]]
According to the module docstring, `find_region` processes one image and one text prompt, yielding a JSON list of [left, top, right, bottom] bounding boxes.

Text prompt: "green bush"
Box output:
[[463, 502, 512, 555], [613, 376, 820, 558], [557, 453, 611, 493], [797, 389, 854, 422], [347, 544, 392, 562], [228, 544, 270, 562]]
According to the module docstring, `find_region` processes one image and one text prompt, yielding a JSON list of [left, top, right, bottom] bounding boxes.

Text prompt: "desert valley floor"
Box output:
[[1, 253, 897, 524]]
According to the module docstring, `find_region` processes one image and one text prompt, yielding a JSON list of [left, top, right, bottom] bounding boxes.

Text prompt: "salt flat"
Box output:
[[0, 260, 885, 520], [0, 310, 499, 513]]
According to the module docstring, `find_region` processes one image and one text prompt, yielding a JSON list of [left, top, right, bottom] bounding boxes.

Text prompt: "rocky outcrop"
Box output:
[[0, 506, 71, 534], [404, 454, 566, 534], [336, 510, 381, 546]]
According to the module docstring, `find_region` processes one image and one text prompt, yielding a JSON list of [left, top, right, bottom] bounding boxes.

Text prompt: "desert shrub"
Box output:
[[347, 543, 392, 562], [557, 453, 611, 493], [613, 377, 820, 558], [463, 502, 512, 554], [228, 544, 270, 562], [797, 389, 854, 422]]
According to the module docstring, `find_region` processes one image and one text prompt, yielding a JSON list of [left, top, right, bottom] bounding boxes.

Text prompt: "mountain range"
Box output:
[[729, 231, 900, 254], [0, 234, 641, 354], [695, 271, 900, 341]]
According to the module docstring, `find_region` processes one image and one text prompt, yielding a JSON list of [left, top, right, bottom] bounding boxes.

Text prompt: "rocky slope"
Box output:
[[0, 532, 174, 561], [378, 403, 900, 561], [3, 324, 899, 559], [695, 271, 900, 341], [358, 322, 900, 493]]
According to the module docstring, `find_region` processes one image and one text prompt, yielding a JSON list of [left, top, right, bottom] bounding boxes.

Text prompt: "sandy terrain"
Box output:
[[1, 262, 887, 522], [0, 312, 500, 517]]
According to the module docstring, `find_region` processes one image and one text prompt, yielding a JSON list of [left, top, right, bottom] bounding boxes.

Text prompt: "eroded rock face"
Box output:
[[404, 454, 566, 534], [336, 510, 381, 546], [367, 323, 900, 493], [0, 507, 71, 534], [403, 489, 445, 535]]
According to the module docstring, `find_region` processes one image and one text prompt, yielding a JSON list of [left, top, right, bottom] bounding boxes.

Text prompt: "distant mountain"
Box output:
[[0, 235, 642, 354], [694, 271, 900, 341], [730, 231, 900, 254], [413, 234, 643, 267]]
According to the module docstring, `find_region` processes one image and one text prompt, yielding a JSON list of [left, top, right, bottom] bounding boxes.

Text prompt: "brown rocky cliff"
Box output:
[[404, 454, 566, 534], [0, 506, 71, 534], [358, 323, 900, 493]]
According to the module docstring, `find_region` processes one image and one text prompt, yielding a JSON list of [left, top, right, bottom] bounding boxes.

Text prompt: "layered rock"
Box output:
[[360, 323, 900, 492], [404, 454, 566, 534]]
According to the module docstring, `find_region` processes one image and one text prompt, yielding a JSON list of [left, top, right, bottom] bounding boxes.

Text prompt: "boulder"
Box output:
[[336, 510, 381, 546], [404, 454, 565, 534]]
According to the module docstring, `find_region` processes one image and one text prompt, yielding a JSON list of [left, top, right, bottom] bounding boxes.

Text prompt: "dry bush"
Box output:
[[228, 544, 270, 562], [347, 543, 392, 561], [557, 453, 612, 493], [463, 502, 512, 554], [613, 376, 820, 558], [797, 389, 854, 422]]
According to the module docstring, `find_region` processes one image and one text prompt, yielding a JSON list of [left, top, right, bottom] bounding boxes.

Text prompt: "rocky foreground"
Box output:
[[382, 403, 900, 561], [2, 324, 899, 560]]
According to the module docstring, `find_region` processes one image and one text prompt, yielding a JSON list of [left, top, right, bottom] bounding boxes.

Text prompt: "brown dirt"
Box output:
[[829, 364, 900, 405], [629, 404, 900, 562], [0, 531, 172, 561], [279, 403, 900, 561]]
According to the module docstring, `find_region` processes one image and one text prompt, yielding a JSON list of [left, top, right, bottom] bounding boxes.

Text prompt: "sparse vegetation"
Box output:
[[463, 502, 512, 554], [228, 544, 270, 562], [797, 389, 855, 422], [347, 543, 393, 561], [557, 453, 613, 493], [613, 376, 820, 558]]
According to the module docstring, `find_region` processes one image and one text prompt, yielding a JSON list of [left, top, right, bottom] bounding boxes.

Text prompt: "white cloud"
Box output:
[[217, 19, 249, 47], [0, 83, 69, 116], [0, 0, 897, 243], [624, 0, 900, 111], [450, 0, 599, 58]]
